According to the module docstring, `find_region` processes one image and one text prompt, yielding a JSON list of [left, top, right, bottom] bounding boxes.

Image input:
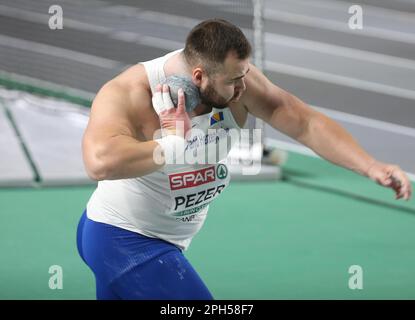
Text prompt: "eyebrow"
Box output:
[[230, 68, 250, 81]]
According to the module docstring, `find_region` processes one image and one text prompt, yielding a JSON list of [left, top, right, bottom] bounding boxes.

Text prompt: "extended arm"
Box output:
[[244, 64, 412, 200]]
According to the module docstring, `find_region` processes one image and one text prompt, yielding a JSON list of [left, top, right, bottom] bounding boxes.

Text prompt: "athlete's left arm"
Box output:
[[243, 64, 412, 201]]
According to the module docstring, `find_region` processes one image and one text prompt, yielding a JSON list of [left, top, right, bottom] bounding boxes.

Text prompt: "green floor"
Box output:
[[1, 152, 414, 299]]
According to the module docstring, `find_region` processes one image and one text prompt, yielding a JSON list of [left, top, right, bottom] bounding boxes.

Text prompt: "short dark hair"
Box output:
[[184, 19, 252, 74]]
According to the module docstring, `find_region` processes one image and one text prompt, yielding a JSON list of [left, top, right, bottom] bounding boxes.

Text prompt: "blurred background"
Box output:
[[0, 0, 414, 299]]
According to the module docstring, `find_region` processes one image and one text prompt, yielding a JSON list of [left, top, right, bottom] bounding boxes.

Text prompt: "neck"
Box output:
[[179, 52, 193, 75], [189, 104, 213, 118], [163, 51, 187, 77]]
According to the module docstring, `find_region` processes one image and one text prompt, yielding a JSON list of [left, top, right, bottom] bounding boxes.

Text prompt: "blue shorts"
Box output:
[[76, 210, 213, 300]]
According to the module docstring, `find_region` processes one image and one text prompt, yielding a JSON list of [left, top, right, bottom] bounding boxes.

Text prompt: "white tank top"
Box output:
[[86, 49, 241, 250]]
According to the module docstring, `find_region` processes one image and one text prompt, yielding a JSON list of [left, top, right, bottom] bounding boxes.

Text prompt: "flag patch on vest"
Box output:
[[210, 112, 224, 125]]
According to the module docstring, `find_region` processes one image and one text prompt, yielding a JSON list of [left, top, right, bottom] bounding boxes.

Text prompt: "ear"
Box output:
[[192, 67, 204, 86]]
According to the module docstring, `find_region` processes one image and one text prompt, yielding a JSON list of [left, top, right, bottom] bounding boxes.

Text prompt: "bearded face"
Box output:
[[199, 79, 233, 109]]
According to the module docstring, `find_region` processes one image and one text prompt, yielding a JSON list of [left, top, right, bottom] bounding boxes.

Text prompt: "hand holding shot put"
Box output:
[[153, 84, 191, 138]]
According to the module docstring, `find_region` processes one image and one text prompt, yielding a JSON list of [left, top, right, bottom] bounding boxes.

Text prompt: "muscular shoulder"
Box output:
[[109, 64, 152, 108], [88, 64, 157, 139], [239, 63, 284, 120]]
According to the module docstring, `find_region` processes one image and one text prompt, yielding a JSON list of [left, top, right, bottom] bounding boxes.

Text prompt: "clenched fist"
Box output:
[[366, 160, 412, 201]]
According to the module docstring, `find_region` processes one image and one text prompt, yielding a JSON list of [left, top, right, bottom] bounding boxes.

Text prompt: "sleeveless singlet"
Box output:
[[86, 49, 241, 250]]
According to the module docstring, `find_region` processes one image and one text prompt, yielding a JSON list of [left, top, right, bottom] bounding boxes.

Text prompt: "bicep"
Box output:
[[268, 87, 318, 140]]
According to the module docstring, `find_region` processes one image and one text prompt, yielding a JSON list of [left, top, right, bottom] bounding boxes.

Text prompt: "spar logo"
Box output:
[[169, 166, 216, 190], [216, 164, 228, 180]]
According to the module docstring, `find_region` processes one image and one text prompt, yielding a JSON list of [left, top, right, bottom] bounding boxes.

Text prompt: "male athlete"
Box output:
[[77, 19, 412, 300]]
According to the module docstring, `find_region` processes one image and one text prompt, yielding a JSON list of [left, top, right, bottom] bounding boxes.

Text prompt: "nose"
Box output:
[[236, 78, 246, 92]]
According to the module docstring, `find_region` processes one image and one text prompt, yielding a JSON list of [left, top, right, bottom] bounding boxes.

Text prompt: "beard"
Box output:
[[199, 82, 232, 109]]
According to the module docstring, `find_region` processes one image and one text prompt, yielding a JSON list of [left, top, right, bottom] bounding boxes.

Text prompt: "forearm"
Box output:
[[297, 113, 376, 177], [84, 135, 164, 180]]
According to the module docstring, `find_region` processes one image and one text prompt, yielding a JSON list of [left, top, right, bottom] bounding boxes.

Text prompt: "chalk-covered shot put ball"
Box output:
[[161, 75, 201, 113]]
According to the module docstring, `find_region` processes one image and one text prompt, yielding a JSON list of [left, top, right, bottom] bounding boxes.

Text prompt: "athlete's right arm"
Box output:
[[82, 81, 163, 181]]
